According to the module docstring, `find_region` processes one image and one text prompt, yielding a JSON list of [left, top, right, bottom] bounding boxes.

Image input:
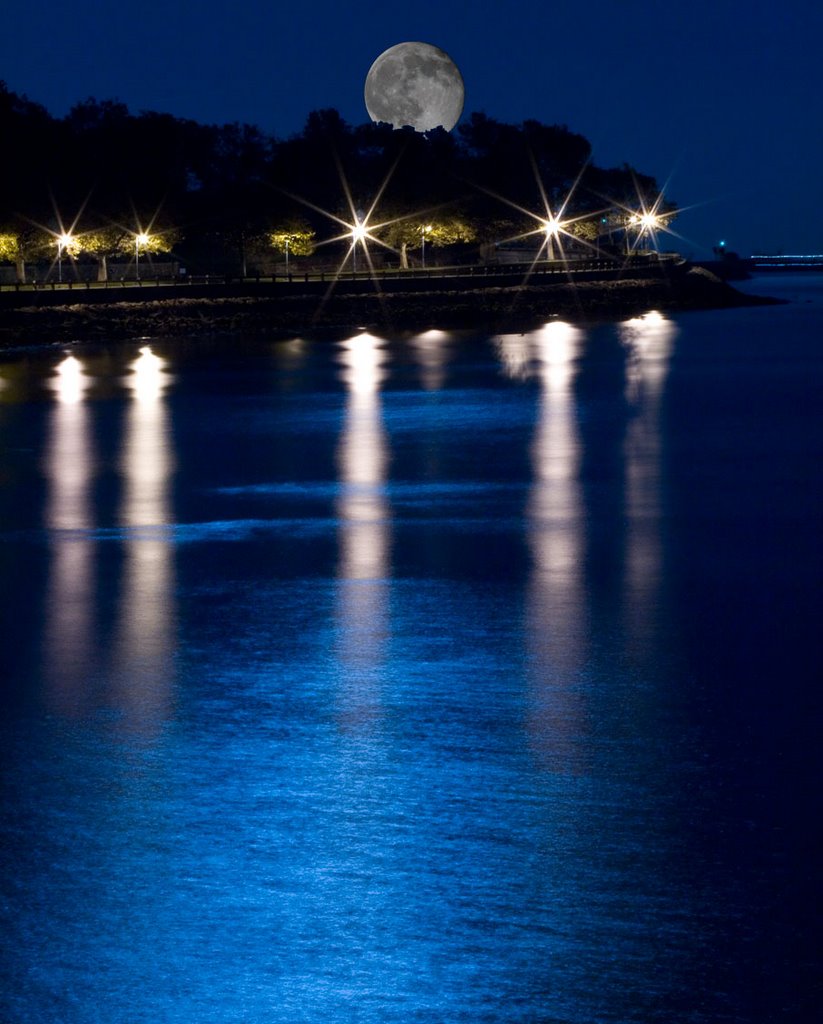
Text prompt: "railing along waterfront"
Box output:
[[0, 254, 681, 298]]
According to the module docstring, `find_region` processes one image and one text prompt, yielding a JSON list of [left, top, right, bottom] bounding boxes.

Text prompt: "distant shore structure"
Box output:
[[750, 254, 823, 270]]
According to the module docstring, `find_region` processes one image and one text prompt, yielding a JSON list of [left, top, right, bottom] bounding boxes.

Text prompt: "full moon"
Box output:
[[364, 42, 464, 133]]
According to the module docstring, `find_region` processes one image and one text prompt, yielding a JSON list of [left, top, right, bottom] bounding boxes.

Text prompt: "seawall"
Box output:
[[0, 265, 780, 348]]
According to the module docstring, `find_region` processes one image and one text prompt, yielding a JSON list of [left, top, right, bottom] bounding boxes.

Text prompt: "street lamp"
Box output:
[[56, 233, 73, 283], [421, 224, 432, 268], [628, 212, 660, 253], [639, 213, 659, 249], [285, 237, 289, 276], [543, 218, 560, 261], [351, 222, 366, 272], [135, 232, 150, 281]]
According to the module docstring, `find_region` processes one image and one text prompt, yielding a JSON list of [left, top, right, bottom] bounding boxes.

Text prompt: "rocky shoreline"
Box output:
[[0, 267, 780, 348]]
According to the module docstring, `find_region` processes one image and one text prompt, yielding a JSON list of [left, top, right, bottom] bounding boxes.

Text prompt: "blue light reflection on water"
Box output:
[[0, 305, 821, 1022]]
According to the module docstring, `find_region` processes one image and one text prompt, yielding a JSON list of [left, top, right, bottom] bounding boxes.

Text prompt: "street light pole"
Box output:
[[351, 222, 366, 273], [285, 237, 289, 276], [544, 218, 559, 262], [135, 233, 149, 281], [420, 224, 433, 269], [56, 234, 73, 283]]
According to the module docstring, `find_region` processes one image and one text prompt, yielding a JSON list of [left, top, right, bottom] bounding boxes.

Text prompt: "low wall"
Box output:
[[0, 261, 683, 310], [0, 261, 180, 285]]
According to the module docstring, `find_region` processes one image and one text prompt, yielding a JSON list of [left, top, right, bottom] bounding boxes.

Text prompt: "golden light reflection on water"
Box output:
[[622, 311, 675, 407], [494, 332, 533, 382], [528, 323, 584, 584], [46, 356, 93, 528], [528, 323, 589, 772], [335, 333, 390, 732], [620, 311, 677, 646], [111, 346, 176, 735], [43, 354, 97, 715], [271, 337, 308, 377], [498, 315, 678, 769], [409, 329, 450, 391], [498, 324, 589, 771]]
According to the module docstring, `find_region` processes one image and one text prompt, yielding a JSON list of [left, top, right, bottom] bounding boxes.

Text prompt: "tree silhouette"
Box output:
[[0, 82, 676, 277]]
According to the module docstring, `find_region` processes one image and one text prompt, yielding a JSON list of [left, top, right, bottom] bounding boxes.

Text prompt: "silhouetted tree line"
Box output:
[[0, 82, 672, 280]]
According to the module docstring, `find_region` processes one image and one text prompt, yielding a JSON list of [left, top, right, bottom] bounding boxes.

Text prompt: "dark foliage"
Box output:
[[0, 81, 672, 275]]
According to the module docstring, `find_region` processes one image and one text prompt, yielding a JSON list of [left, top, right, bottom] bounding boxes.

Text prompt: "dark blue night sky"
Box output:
[[1, 0, 820, 256]]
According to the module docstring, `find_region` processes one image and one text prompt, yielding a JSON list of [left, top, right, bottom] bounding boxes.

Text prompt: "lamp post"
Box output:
[[135, 233, 149, 281], [421, 224, 432, 268], [285, 237, 289, 276], [639, 213, 660, 252], [544, 218, 559, 261], [351, 222, 366, 273], [57, 233, 73, 283]]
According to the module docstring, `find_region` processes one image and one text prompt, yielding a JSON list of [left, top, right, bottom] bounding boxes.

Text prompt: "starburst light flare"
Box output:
[[280, 144, 452, 319], [471, 151, 610, 280], [603, 168, 693, 256]]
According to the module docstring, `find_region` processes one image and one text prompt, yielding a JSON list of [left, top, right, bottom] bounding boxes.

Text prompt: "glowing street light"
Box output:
[[135, 232, 150, 281], [626, 211, 662, 252], [543, 217, 561, 261], [56, 233, 74, 283], [626, 213, 644, 253], [351, 222, 367, 272], [421, 224, 432, 268]]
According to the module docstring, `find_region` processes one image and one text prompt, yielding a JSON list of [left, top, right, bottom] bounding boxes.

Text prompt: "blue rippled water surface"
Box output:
[[1, 281, 821, 1022]]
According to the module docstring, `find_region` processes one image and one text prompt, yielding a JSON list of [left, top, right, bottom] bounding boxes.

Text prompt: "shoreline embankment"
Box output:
[[0, 266, 781, 348]]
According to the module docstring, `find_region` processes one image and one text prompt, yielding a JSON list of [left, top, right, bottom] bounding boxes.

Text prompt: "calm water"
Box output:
[[1, 278, 821, 1022]]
